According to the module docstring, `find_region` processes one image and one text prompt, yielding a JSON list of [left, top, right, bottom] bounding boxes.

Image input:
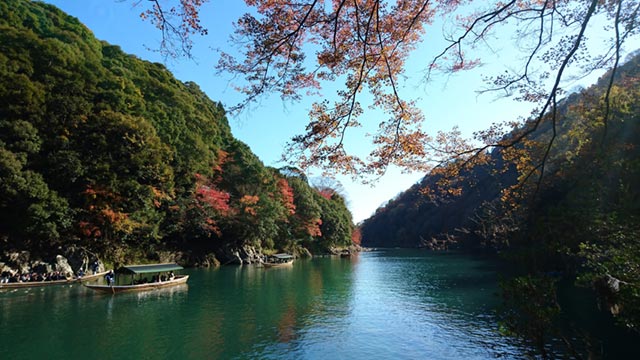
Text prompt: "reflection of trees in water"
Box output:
[[275, 256, 357, 342], [0, 283, 86, 314], [277, 303, 297, 343], [214, 258, 357, 353]]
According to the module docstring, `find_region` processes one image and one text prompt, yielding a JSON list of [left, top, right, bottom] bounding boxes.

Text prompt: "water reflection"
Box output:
[[277, 303, 297, 343], [135, 283, 189, 302], [1, 251, 537, 359]]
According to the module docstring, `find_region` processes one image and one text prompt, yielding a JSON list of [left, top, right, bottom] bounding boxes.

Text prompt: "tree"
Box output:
[[0, 0, 355, 262], [314, 189, 353, 249], [287, 175, 323, 240], [135, 0, 639, 179]]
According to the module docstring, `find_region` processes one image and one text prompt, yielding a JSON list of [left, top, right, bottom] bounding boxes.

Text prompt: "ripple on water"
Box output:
[[1, 251, 536, 359]]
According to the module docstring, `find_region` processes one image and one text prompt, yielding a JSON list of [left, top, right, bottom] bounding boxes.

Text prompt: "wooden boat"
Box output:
[[83, 263, 188, 294], [0, 270, 110, 290], [262, 253, 294, 268], [78, 270, 112, 283]]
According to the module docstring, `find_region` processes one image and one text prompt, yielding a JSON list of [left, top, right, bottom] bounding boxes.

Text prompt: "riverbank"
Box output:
[[0, 242, 367, 280]]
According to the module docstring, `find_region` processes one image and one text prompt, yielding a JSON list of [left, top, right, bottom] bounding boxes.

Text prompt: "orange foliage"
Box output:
[[151, 186, 171, 208], [136, 0, 635, 183], [100, 208, 128, 223], [195, 184, 231, 213], [305, 218, 322, 237], [80, 185, 129, 238], [240, 195, 260, 216], [194, 171, 231, 214], [318, 189, 333, 200], [351, 227, 362, 245], [83, 185, 122, 202], [78, 221, 101, 238], [203, 217, 222, 237], [212, 149, 230, 174], [278, 178, 296, 215]]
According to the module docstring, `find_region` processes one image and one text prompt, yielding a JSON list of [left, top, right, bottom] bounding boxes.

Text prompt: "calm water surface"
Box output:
[[1, 250, 532, 359]]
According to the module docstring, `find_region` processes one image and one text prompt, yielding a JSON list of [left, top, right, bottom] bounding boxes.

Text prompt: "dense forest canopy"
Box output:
[[0, 0, 356, 266]]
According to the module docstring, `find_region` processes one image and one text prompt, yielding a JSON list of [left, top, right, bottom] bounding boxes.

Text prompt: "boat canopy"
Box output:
[[117, 263, 183, 275], [271, 253, 293, 259]]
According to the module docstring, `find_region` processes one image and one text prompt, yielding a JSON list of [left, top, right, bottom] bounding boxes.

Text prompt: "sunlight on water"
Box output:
[[1, 250, 535, 359]]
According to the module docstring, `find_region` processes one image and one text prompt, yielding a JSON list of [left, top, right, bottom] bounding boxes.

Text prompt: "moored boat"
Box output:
[[0, 270, 111, 290], [262, 253, 294, 268], [83, 263, 188, 294]]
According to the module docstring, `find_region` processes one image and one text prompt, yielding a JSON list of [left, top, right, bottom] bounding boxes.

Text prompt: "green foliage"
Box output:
[[313, 191, 354, 251], [577, 216, 640, 331], [499, 276, 561, 358], [359, 50, 640, 350], [0, 145, 72, 249], [287, 175, 322, 240], [0, 0, 355, 261]]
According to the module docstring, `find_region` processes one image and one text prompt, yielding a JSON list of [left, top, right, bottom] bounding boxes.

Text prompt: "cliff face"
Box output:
[[0, 0, 355, 269]]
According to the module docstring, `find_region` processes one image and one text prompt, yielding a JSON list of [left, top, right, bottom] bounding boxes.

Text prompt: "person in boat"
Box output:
[[104, 270, 115, 286], [47, 271, 61, 281], [169, 271, 175, 281], [0, 271, 9, 283], [92, 260, 99, 275]]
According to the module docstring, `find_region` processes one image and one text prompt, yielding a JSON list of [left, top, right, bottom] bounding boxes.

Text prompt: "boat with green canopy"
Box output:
[[262, 253, 294, 268], [83, 263, 188, 294]]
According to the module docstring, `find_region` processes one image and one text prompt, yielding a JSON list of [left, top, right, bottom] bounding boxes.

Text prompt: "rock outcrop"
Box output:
[[0, 247, 98, 276], [217, 245, 264, 265]]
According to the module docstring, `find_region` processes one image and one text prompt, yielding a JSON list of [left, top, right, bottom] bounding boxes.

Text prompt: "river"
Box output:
[[0, 249, 559, 359]]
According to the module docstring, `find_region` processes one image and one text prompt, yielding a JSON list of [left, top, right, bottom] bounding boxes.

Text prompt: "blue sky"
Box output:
[[42, 1, 638, 223]]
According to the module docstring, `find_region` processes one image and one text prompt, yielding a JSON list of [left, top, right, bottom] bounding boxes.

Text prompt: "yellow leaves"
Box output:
[[240, 194, 260, 216], [418, 185, 435, 199], [151, 186, 168, 199], [151, 186, 172, 208], [240, 195, 259, 205], [82, 205, 141, 237]]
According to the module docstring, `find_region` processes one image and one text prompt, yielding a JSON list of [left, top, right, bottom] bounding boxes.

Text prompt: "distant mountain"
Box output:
[[360, 50, 640, 342], [361, 53, 640, 251]]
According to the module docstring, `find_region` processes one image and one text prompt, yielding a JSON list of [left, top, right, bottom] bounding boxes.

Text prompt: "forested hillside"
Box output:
[[361, 53, 640, 341], [362, 53, 639, 250], [0, 0, 355, 268]]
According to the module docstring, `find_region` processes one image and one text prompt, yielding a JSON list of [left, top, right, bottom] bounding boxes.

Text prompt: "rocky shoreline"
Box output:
[[0, 244, 365, 278], [1, 247, 99, 279]]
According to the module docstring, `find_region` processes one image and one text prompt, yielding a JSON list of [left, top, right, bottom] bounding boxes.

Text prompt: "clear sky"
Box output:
[[42, 1, 638, 223]]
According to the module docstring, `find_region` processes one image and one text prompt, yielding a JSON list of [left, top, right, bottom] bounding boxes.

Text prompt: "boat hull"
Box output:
[[0, 270, 111, 290], [83, 275, 189, 293], [262, 260, 294, 268]]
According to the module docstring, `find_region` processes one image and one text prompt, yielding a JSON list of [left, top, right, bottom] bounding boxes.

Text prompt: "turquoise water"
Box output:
[[1, 250, 531, 359]]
